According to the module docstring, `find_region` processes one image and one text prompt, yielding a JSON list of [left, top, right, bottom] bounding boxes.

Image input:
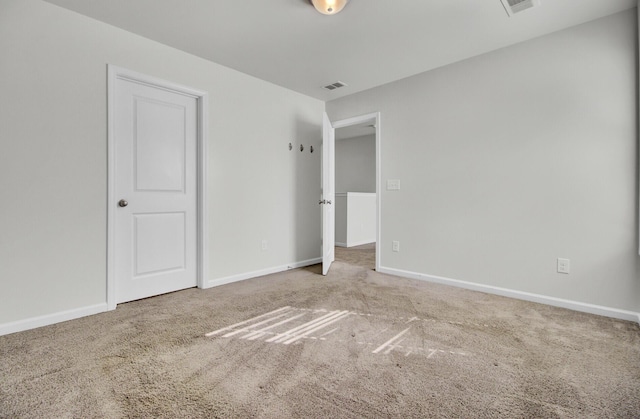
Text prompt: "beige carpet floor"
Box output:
[[1, 244, 639, 418]]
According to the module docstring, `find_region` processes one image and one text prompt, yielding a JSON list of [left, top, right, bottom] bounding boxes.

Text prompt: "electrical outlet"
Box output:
[[557, 258, 570, 274], [261, 240, 268, 251], [392, 241, 400, 252]]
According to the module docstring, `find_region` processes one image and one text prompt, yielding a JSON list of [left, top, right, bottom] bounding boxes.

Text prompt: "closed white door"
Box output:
[[321, 112, 335, 275], [114, 77, 197, 303]]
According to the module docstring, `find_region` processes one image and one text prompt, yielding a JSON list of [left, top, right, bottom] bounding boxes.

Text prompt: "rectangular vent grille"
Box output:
[[500, 0, 540, 16], [323, 81, 347, 91]]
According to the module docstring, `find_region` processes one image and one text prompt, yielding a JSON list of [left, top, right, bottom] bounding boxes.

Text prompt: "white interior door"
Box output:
[[322, 112, 335, 275], [114, 77, 197, 303]]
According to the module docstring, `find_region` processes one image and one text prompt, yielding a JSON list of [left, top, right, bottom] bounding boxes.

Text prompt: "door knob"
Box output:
[[118, 199, 128, 207]]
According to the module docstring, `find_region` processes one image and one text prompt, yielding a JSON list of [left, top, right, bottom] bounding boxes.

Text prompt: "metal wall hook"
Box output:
[[290, 143, 313, 153]]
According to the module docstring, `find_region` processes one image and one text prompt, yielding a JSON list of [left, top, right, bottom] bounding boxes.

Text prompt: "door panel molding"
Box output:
[[107, 65, 208, 310]]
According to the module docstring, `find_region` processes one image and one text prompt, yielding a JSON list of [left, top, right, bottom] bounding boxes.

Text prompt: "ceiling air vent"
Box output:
[[500, 0, 540, 16], [323, 81, 347, 91]]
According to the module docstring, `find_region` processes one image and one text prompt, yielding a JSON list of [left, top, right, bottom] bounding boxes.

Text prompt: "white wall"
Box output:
[[335, 134, 376, 193], [335, 193, 376, 247], [327, 10, 640, 315], [0, 0, 323, 329], [335, 194, 348, 246]]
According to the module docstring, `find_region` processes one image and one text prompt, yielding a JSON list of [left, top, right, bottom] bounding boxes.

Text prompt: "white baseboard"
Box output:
[[1, 258, 323, 336], [0, 303, 109, 337], [347, 240, 375, 248], [378, 266, 640, 325], [336, 241, 374, 248], [206, 257, 322, 289]]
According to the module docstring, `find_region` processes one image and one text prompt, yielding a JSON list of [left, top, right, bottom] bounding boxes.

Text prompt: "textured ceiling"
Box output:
[[43, 0, 637, 100]]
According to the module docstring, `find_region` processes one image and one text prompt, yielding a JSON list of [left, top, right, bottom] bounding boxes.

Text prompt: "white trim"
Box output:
[[345, 240, 376, 248], [0, 304, 108, 337], [378, 266, 640, 324], [107, 65, 116, 310], [107, 65, 209, 310], [331, 112, 381, 272], [197, 85, 209, 291], [344, 192, 375, 197], [205, 258, 322, 289], [332, 112, 379, 130], [336, 240, 375, 248]]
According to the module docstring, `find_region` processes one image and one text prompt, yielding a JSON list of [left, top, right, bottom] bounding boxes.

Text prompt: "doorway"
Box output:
[[107, 66, 208, 310], [330, 113, 381, 272]]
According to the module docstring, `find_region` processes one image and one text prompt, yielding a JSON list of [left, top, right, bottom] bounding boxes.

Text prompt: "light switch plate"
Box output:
[[387, 179, 401, 190]]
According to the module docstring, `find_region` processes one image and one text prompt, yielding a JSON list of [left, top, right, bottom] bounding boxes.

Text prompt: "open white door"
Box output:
[[321, 112, 335, 275]]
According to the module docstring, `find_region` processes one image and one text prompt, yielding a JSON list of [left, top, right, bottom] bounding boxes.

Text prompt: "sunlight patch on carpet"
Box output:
[[206, 306, 469, 359]]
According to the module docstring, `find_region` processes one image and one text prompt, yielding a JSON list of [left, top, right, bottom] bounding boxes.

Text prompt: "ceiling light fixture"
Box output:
[[310, 0, 350, 15]]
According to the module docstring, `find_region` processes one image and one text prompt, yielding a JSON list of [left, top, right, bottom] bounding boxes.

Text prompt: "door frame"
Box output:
[[321, 112, 335, 275], [106, 65, 208, 310], [331, 112, 381, 271]]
